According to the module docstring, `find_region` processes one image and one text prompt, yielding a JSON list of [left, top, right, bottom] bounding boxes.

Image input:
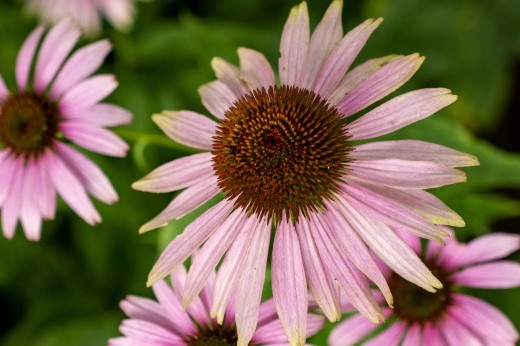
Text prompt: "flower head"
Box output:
[[0, 19, 131, 241], [25, 0, 135, 35], [109, 265, 324, 346], [329, 231, 520, 346], [134, 1, 478, 344]]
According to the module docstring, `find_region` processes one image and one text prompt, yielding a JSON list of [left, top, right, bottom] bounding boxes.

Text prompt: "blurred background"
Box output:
[[0, 0, 519, 344]]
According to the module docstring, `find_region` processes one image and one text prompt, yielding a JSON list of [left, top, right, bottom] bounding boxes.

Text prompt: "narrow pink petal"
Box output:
[[98, 0, 135, 31], [348, 159, 466, 189], [146, 200, 234, 285], [272, 219, 308, 346], [59, 75, 118, 113], [364, 321, 407, 346], [336, 54, 424, 117], [120, 296, 171, 330], [15, 26, 44, 91], [402, 323, 422, 346], [257, 298, 278, 326], [118, 319, 184, 344], [45, 150, 101, 225], [210, 57, 247, 98], [0, 73, 10, 102], [132, 153, 213, 193], [279, 2, 309, 86], [34, 154, 57, 220], [351, 140, 479, 168], [56, 142, 117, 204], [348, 88, 457, 140], [452, 261, 520, 289], [314, 18, 382, 99], [152, 111, 216, 151], [301, 0, 343, 89], [182, 210, 248, 308], [0, 151, 17, 206], [422, 323, 446, 346], [50, 39, 112, 99], [20, 158, 42, 241], [438, 313, 483, 346], [238, 47, 275, 89], [235, 216, 271, 346], [34, 19, 81, 93], [252, 313, 324, 344], [328, 55, 402, 105], [394, 229, 422, 255], [60, 122, 128, 157], [2, 158, 24, 239], [63, 103, 133, 127], [198, 81, 237, 120], [452, 233, 520, 267], [335, 195, 442, 292], [296, 218, 342, 322], [328, 314, 380, 346]]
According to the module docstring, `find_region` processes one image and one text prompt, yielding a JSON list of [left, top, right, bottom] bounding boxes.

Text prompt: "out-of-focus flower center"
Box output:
[[212, 85, 350, 223], [0, 93, 58, 156], [186, 324, 238, 346], [389, 262, 451, 322]]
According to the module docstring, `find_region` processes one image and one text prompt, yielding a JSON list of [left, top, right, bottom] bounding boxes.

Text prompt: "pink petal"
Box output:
[[15, 26, 44, 91], [152, 111, 216, 151], [238, 47, 275, 89], [452, 233, 520, 267], [119, 296, 171, 330], [34, 19, 81, 93], [438, 313, 483, 346], [132, 153, 213, 193], [198, 81, 237, 120], [98, 0, 135, 31], [351, 140, 479, 168], [314, 18, 382, 99], [59, 75, 118, 113], [364, 321, 407, 346], [452, 261, 520, 289], [63, 103, 133, 127], [422, 323, 445, 346], [118, 319, 184, 344], [60, 121, 128, 157], [210, 57, 247, 98], [328, 314, 380, 346], [279, 2, 309, 86], [146, 200, 234, 286], [252, 313, 323, 344], [34, 154, 57, 220], [272, 219, 308, 346], [402, 323, 422, 346], [348, 88, 457, 140], [20, 158, 42, 241], [336, 54, 424, 117], [1, 157, 24, 239], [0, 151, 17, 207], [348, 159, 466, 189], [0, 73, 8, 101], [50, 39, 112, 99]]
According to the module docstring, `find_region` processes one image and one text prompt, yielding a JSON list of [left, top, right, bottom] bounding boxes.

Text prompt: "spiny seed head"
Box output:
[[186, 325, 238, 346], [212, 85, 350, 223], [0, 92, 59, 157]]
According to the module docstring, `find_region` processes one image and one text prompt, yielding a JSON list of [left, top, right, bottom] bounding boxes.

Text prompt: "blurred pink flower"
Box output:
[[0, 19, 131, 241], [25, 0, 135, 35], [109, 265, 324, 346], [329, 231, 520, 346], [134, 0, 477, 344]]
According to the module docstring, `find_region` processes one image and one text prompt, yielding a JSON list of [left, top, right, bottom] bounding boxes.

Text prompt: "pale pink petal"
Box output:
[[15, 26, 44, 91], [301, 0, 343, 89], [452, 261, 520, 289], [0, 151, 17, 207], [348, 159, 466, 189], [336, 54, 424, 117], [120, 296, 171, 331], [34, 19, 81, 93], [351, 140, 479, 168], [198, 81, 237, 120], [235, 216, 271, 346], [50, 39, 112, 99], [20, 158, 42, 241], [45, 150, 101, 225], [272, 219, 308, 346], [55, 142, 117, 204], [452, 233, 520, 267], [328, 314, 380, 346], [422, 323, 446, 346], [253, 313, 323, 344], [328, 55, 402, 105], [0, 73, 8, 101], [60, 121, 128, 157], [34, 154, 57, 220], [279, 2, 309, 86], [438, 313, 483, 346], [152, 111, 216, 151], [210, 57, 247, 98], [314, 18, 382, 99], [394, 229, 422, 255], [364, 321, 407, 346], [59, 75, 118, 113], [63, 103, 133, 127], [147, 200, 234, 285], [402, 323, 422, 346], [118, 319, 184, 344], [2, 158, 24, 239], [348, 88, 457, 140], [132, 153, 213, 193], [238, 47, 275, 89], [99, 0, 135, 31]]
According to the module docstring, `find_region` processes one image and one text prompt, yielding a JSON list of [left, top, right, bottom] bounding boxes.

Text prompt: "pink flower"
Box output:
[[25, 0, 135, 35], [329, 231, 520, 346], [109, 265, 324, 346], [0, 19, 131, 241], [133, 1, 477, 344]]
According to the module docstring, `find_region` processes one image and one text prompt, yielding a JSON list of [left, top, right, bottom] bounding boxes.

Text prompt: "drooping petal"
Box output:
[[422, 323, 445, 346], [211, 57, 247, 98], [328, 313, 381, 346], [0, 151, 16, 207], [452, 261, 520, 289], [118, 319, 184, 345], [364, 321, 407, 346], [336, 54, 424, 117], [198, 81, 237, 120], [402, 323, 422, 346], [451, 233, 520, 267], [119, 296, 170, 330], [438, 313, 482, 346], [279, 2, 309, 86], [20, 158, 42, 241], [1, 158, 24, 239], [15, 26, 44, 91], [59, 75, 118, 113], [348, 88, 457, 140], [252, 313, 324, 345], [60, 121, 128, 157], [152, 111, 216, 151], [238, 48, 275, 89], [63, 103, 133, 127], [34, 154, 57, 220]]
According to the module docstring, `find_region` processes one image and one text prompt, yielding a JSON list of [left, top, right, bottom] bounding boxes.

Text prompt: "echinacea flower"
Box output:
[[328, 231, 520, 346], [133, 0, 478, 344], [109, 265, 324, 346], [0, 19, 131, 241], [25, 0, 135, 35]]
